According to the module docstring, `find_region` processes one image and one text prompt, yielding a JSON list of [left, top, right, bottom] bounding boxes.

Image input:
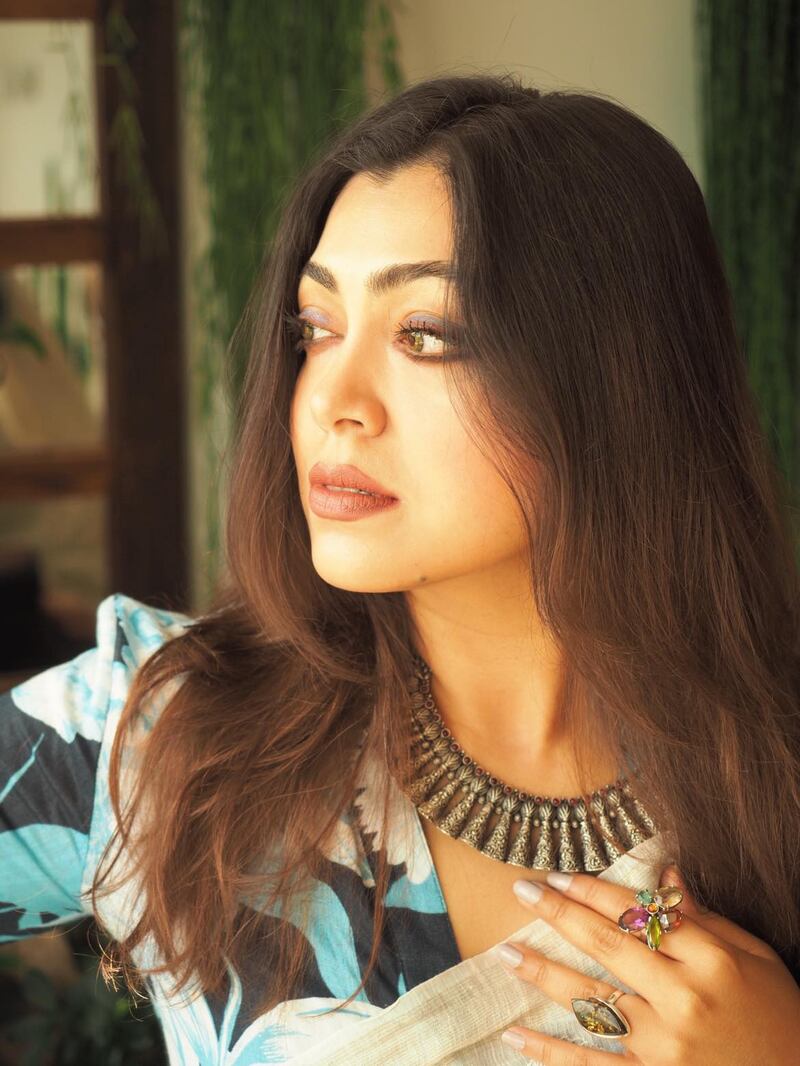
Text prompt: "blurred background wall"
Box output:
[[393, 1, 701, 176]]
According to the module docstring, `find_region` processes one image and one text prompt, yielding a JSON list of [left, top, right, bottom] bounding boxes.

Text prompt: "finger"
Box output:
[[542, 870, 681, 929], [500, 1025, 642, 1063], [493, 938, 653, 1031], [513, 877, 729, 975], [659, 865, 779, 960]]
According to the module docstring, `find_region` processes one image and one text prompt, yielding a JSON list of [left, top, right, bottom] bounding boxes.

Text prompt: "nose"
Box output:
[[306, 325, 389, 435]]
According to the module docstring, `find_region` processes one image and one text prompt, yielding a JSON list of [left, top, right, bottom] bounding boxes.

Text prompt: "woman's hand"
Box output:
[[494, 864, 800, 1064]]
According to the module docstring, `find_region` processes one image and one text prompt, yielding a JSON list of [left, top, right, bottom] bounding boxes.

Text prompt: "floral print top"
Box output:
[[0, 594, 464, 1064]]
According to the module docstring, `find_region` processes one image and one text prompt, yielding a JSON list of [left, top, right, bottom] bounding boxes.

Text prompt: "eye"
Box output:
[[392, 319, 451, 360], [285, 312, 333, 354], [284, 310, 459, 362]]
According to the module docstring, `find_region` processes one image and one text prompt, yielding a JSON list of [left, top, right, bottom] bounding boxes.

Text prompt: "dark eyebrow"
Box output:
[[299, 259, 456, 297]]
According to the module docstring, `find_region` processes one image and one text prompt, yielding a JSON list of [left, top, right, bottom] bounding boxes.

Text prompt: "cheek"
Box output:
[[289, 381, 309, 457], [412, 429, 526, 557]]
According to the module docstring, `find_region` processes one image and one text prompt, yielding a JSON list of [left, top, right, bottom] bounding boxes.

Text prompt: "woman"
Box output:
[[2, 73, 799, 1064]]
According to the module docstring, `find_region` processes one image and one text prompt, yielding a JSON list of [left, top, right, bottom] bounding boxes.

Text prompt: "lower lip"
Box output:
[[309, 484, 400, 520]]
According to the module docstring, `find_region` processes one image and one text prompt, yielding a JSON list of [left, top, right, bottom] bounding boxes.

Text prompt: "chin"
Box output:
[[309, 555, 409, 596]]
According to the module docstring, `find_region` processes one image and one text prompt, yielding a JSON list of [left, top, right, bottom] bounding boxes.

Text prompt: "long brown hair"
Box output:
[[91, 72, 800, 1014]]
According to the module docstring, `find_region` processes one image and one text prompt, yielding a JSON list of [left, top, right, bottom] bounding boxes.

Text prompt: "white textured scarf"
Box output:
[[291, 831, 677, 1065]]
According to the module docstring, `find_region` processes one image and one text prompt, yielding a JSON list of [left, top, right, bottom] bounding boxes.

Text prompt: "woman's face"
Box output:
[[290, 162, 527, 595]]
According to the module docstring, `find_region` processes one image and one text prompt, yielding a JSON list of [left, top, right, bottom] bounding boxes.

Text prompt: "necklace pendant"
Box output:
[[457, 798, 495, 849], [481, 806, 513, 861], [575, 802, 609, 872], [556, 803, 581, 872], [437, 790, 475, 835], [417, 774, 462, 819], [531, 806, 556, 869], [506, 800, 536, 866]]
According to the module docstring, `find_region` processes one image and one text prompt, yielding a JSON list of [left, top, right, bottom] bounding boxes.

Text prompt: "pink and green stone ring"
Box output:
[[618, 884, 684, 951], [571, 886, 684, 1041]]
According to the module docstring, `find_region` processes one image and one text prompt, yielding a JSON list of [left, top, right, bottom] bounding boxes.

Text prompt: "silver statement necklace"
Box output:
[[403, 654, 658, 873]]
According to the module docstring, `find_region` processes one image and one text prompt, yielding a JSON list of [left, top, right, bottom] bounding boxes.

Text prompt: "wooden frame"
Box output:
[[0, 0, 188, 682], [0, 1, 97, 16], [96, 0, 188, 610]]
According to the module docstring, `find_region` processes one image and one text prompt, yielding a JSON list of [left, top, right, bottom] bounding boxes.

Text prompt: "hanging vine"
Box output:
[[696, 0, 800, 552], [101, 0, 170, 260], [181, 0, 405, 601]]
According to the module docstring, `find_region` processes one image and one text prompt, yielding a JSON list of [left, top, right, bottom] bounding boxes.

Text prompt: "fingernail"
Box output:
[[513, 879, 543, 904], [546, 871, 573, 891], [495, 943, 524, 967], [501, 1030, 526, 1050]]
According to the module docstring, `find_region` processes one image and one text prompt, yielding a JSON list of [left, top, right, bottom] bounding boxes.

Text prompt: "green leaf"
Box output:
[[5, 1012, 56, 1061], [0, 321, 47, 358], [22, 966, 59, 1011]]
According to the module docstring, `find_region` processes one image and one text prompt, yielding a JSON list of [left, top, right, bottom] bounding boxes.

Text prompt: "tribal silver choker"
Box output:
[[404, 654, 659, 873]]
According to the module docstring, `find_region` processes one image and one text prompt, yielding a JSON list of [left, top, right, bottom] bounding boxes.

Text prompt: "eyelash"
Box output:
[[284, 311, 455, 362]]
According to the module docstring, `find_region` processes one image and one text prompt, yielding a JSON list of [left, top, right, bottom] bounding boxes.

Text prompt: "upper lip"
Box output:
[[309, 462, 397, 498]]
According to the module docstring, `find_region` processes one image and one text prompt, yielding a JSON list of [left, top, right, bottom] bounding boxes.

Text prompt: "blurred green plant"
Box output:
[[181, 0, 405, 601], [100, 1, 170, 261], [3, 966, 157, 1066], [0, 921, 166, 1066], [0, 24, 95, 379], [0, 321, 46, 359], [697, 0, 800, 553], [43, 23, 97, 380]]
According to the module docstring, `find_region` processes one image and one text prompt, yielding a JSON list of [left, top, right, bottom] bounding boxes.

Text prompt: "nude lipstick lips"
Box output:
[[308, 462, 400, 521], [308, 484, 400, 519]]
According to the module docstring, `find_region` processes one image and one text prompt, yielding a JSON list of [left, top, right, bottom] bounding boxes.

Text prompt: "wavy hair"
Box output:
[[91, 72, 800, 1014]]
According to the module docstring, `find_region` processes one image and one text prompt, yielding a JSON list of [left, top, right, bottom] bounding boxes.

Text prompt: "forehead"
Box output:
[[303, 163, 454, 281]]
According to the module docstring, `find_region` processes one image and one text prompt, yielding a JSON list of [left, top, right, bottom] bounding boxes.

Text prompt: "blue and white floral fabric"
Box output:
[[0, 594, 465, 1064]]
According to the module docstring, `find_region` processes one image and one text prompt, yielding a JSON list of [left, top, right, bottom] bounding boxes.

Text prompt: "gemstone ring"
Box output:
[[618, 884, 684, 951], [571, 988, 631, 1039], [573, 885, 684, 1041]]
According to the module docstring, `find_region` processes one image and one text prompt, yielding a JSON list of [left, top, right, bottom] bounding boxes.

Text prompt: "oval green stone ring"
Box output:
[[571, 988, 631, 1039]]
